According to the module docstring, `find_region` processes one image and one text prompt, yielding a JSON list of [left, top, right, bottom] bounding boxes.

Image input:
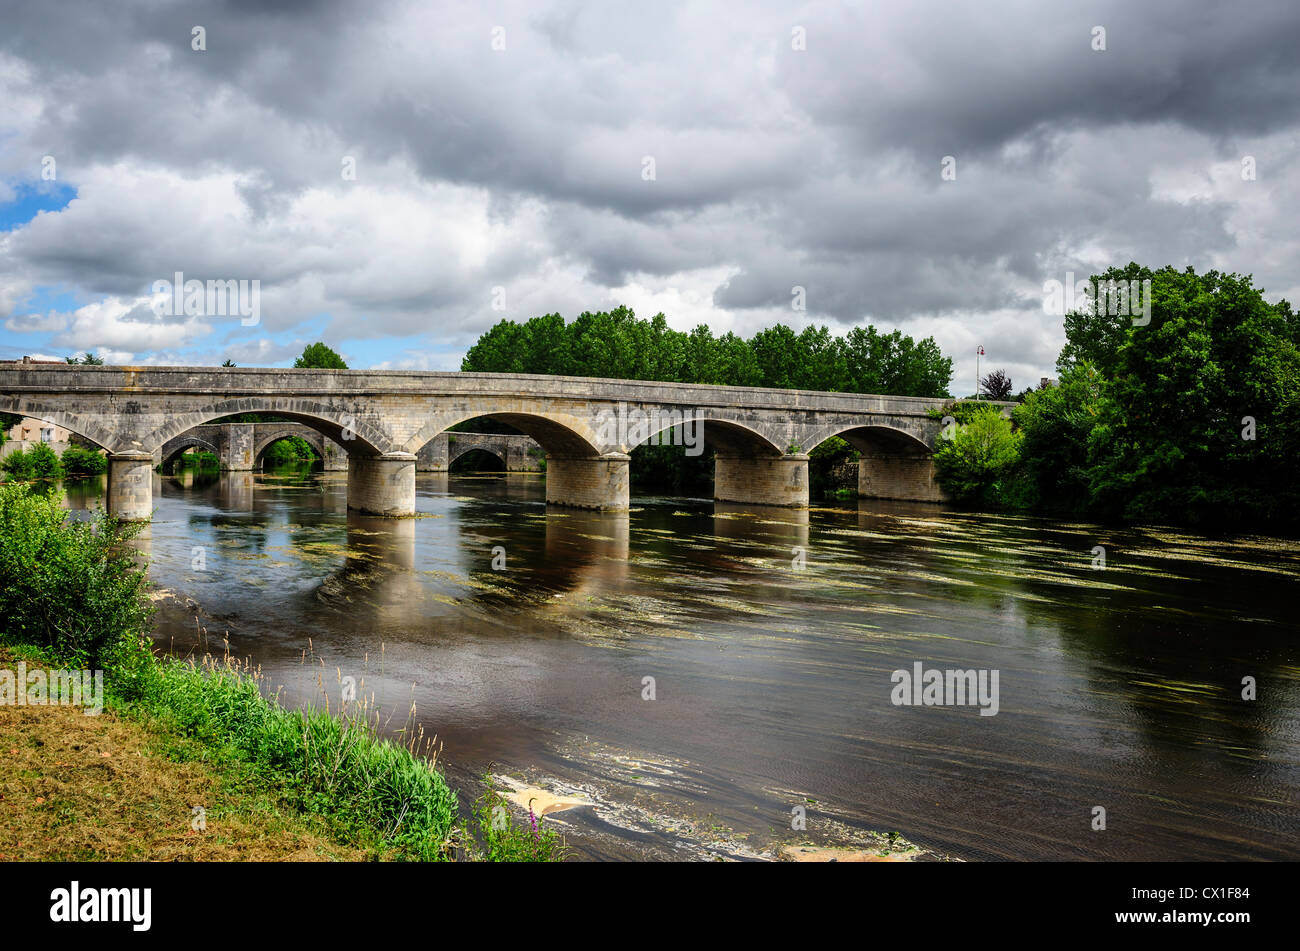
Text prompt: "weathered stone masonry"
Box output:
[[0, 365, 977, 519]]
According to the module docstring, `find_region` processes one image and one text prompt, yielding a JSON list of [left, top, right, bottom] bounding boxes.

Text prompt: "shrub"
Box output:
[[1, 448, 33, 480], [60, 444, 108, 477], [1010, 365, 1100, 513], [26, 442, 63, 479], [2, 443, 64, 481], [0, 483, 152, 675], [471, 778, 568, 862], [171, 450, 219, 470], [263, 436, 318, 464], [933, 408, 1023, 507]]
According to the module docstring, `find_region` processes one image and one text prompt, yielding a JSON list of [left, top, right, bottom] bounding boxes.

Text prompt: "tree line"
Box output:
[[934, 264, 1300, 532], [460, 308, 953, 490], [461, 307, 953, 397]]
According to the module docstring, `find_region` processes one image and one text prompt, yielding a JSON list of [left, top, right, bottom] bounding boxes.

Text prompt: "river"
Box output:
[[61, 468, 1300, 860]]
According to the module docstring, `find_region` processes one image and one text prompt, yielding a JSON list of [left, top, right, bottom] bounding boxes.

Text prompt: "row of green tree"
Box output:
[[933, 264, 1300, 531], [462, 307, 953, 396], [461, 308, 952, 490]]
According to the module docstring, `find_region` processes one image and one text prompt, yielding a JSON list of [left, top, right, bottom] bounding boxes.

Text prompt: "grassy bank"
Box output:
[[0, 647, 366, 861], [0, 482, 562, 861]]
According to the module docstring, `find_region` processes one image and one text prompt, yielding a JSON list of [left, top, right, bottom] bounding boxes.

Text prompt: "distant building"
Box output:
[[1, 415, 77, 460]]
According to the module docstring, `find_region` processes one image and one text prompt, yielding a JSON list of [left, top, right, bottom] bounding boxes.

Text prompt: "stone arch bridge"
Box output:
[[157, 422, 543, 474], [0, 365, 972, 519]]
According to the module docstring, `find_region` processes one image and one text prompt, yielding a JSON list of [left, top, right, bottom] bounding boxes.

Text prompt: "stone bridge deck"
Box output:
[[0, 364, 984, 518]]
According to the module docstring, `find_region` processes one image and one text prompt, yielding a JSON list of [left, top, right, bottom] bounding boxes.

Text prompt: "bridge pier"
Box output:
[[714, 453, 809, 508], [107, 452, 154, 520], [321, 441, 348, 471], [545, 453, 629, 511], [858, 452, 946, 502], [347, 452, 417, 516], [220, 423, 255, 470]]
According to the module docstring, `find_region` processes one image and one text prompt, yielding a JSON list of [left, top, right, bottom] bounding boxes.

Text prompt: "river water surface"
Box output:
[[68, 469, 1300, 860]]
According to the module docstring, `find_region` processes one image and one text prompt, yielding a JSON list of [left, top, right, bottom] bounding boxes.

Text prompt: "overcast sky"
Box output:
[[2, 0, 1298, 393]]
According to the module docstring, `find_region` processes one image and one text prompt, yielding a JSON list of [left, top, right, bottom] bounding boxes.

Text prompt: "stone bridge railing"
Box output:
[[0, 364, 1002, 518]]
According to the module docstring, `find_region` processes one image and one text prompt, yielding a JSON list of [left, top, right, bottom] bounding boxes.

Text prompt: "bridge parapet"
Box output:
[[0, 365, 1004, 516]]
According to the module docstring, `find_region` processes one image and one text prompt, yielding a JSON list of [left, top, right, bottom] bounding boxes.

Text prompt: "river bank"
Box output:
[[13, 468, 1300, 861], [0, 645, 367, 861], [1, 472, 937, 862], [146, 588, 944, 862]]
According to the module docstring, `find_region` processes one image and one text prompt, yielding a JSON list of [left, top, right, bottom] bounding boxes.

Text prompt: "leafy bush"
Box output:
[[2, 442, 63, 481], [263, 436, 318, 463], [933, 407, 1023, 507], [0, 448, 31, 479], [1010, 364, 1100, 512], [172, 450, 219, 470], [810, 435, 859, 495], [60, 444, 108, 477], [0, 480, 461, 861], [0, 483, 152, 675]]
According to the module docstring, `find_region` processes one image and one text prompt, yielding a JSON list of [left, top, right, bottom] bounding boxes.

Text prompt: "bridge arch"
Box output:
[[406, 412, 603, 460], [0, 396, 114, 452], [637, 416, 784, 457], [146, 399, 388, 457], [448, 444, 506, 470], [160, 434, 221, 470], [805, 422, 935, 456], [806, 423, 944, 503], [252, 427, 331, 468]]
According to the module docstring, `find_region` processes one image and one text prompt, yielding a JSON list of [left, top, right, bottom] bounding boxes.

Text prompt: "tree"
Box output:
[[1011, 364, 1102, 512], [460, 309, 951, 397], [0, 412, 20, 450], [293, 342, 348, 370], [932, 407, 1022, 507], [1083, 266, 1299, 529], [221, 359, 236, 367], [979, 369, 1013, 401], [66, 353, 104, 365], [1057, 262, 1155, 376]]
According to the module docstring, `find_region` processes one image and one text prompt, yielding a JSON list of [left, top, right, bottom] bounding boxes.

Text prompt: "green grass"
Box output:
[[0, 480, 573, 862], [120, 655, 458, 860]]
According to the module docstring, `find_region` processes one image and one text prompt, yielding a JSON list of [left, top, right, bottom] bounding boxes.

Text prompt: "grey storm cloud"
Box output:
[[1, 0, 1297, 387]]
